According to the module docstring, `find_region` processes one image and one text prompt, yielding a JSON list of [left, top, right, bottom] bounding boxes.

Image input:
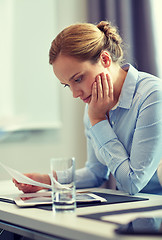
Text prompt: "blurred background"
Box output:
[[0, 0, 162, 180]]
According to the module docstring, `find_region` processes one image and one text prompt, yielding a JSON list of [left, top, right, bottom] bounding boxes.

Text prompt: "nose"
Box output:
[[71, 86, 82, 99], [72, 90, 82, 99]]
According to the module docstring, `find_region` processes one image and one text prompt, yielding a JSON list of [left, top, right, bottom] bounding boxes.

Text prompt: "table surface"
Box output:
[[0, 180, 162, 240]]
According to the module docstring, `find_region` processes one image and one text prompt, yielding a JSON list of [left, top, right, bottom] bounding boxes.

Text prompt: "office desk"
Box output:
[[0, 180, 162, 240]]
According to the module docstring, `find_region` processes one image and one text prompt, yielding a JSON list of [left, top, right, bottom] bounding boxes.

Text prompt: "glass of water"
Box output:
[[50, 157, 76, 213]]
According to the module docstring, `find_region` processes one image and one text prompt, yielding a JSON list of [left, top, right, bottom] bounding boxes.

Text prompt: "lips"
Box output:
[[82, 95, 91, 103]]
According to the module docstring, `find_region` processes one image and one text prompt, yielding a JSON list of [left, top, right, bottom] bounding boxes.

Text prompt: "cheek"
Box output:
[[84, 80, 94, 94], [86, 75, 96, 90]]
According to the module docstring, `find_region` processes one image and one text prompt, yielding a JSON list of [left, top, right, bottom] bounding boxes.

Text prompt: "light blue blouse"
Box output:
[[75, 64, 162, 195]]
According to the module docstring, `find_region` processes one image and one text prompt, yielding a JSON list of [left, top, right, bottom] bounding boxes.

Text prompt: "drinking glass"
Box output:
[[50, 157, 76, 213]]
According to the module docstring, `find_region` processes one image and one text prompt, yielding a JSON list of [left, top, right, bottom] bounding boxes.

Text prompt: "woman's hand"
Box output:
[[88, 72, 114, 126], [13, 173, 51, 193]]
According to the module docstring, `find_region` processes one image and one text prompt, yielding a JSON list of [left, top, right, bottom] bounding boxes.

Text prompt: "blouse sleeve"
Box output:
[[75, 105, 110, 189], [88, 85, 162, 194]]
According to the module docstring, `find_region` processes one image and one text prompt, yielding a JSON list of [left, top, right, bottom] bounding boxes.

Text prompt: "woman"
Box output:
[[13, 21, 162, 195]]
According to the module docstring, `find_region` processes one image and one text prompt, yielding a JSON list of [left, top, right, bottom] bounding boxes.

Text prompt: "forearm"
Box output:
[[88, 117, 162, 195], [75, 168, 100, 188]]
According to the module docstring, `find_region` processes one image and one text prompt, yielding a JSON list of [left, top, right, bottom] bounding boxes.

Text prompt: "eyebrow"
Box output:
[[69, 72, 81, 81], [60, 72, 81, 85]]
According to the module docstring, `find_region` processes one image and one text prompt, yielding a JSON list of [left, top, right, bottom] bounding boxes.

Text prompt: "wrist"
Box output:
[[90, 117, 106, 126]]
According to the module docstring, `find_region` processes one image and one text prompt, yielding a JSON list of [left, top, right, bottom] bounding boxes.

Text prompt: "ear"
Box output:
[[100, 51, 111, 68]]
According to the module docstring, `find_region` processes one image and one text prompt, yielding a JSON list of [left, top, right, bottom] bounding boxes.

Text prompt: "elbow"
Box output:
[[128, 187, 140, 195], [116, 169, 143, 195], [128, 182, 141, 195], [117, 181, 141, 195]]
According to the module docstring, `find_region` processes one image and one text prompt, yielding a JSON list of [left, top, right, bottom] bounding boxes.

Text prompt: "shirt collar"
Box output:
[[117, 63, 138, 109]]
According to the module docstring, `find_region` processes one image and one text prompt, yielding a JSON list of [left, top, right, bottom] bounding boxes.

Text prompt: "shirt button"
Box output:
[[112, 121, 115, 125]]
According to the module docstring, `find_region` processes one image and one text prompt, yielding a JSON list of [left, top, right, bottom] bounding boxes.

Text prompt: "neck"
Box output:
[[111, 63, 127, 103]]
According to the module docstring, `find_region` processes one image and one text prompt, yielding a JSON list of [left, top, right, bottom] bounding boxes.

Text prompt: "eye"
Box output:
[[64, 84, 70, 88], [74, 76, 82, 83]]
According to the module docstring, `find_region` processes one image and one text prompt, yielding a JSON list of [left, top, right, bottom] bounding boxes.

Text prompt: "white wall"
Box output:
[[0, 0, 88, 180]]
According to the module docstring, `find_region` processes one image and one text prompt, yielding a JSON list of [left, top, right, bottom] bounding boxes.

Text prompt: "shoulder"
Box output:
[[136, 71, 162, 96], [135, 72, 162, 115]]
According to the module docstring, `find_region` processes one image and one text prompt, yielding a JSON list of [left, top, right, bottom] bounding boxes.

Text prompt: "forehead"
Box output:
[[53, 55, 79, 81], [52, 54, 91, 83]]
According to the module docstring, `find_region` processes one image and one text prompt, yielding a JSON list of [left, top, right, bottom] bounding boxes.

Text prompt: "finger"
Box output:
[[106, 74, 113, 100], [17, 183, 25, 190], [101, 72, 109, 98], [12, 178, 17, 184], [91, 81, 97, 103], [13, 180, 21, 187], [96, 75, 103, 101]]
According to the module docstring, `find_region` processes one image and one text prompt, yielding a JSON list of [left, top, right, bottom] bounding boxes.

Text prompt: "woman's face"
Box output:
[[52, 54, 109, 103]]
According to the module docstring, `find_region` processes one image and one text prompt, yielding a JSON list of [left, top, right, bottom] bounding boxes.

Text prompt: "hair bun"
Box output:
[[97, 21, 110, 35], [97, 21, 121, 45]]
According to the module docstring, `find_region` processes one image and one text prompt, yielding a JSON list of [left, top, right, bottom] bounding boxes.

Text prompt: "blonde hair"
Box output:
[[49, 21, 124, 65]]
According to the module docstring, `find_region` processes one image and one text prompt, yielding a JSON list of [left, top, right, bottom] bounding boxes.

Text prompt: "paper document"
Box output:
[[0, 162, 68, 190]]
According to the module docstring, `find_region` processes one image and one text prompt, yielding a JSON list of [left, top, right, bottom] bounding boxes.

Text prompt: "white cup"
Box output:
[[50, 157, 76, 213]]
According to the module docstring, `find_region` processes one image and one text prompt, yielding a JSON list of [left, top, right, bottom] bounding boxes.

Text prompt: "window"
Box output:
[[150, 0, 162, 78], [0, 0, 61, 132]]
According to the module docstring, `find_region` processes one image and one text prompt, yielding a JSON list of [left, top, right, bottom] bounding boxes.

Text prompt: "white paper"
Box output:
[[0, 162, 71, 191]]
